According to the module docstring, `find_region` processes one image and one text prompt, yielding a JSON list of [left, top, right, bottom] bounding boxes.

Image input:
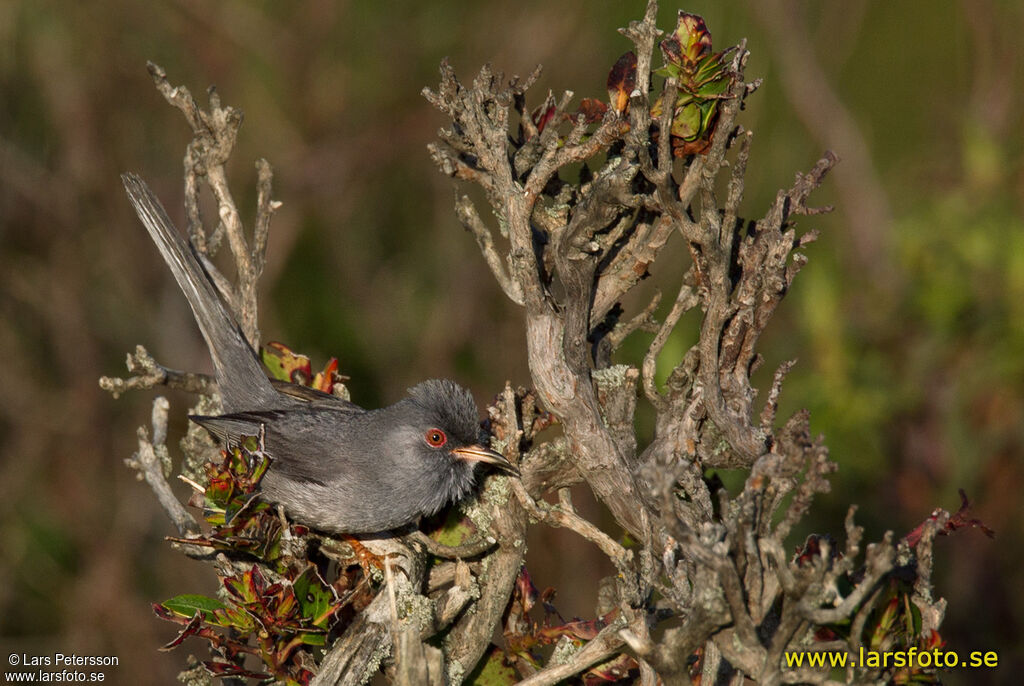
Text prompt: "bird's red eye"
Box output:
[[425, 428, 447, 448]]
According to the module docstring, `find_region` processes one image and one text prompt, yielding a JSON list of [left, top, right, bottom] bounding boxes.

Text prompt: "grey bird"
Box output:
[[122, 173, 517, 534]]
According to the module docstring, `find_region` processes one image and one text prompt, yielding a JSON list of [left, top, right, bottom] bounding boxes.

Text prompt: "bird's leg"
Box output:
[[342, 535, 385, 579]]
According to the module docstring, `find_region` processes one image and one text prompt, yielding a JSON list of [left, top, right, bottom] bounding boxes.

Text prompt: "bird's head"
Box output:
[[379, 379, 517, 518], [404, 379, 518, 478]]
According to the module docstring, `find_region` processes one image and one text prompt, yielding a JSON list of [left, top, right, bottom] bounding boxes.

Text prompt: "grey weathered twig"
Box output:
[[146, 60, 274, 348], [515, 618, 628, 686], [125, 397, 200, 538], [99, 345, 214, 399], [511, 478, 630, 566]]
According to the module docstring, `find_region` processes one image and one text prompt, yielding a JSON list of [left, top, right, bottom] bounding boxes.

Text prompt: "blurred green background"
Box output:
[[1, 1, 1020, 684]]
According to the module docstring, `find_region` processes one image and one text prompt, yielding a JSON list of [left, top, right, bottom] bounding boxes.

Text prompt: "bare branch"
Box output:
[[511, 479, 631, 566], [642, 273, 699, 405], [759, 359, 796, 431], [99, 344, 214, 399], [454, 194, 524, 305], [515, 618, 628, 686], [124, 397, 200, 537], [147, 60, 270, 348], [253, 157, 280, 278]]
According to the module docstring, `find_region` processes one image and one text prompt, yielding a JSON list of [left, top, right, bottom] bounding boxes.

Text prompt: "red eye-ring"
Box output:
[[425, 428, 447, 448]]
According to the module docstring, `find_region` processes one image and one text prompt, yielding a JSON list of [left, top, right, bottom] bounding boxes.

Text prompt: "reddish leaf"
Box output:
[[202, 660, 270, 680], [503, 566, 541, 654], [224, 565, 266, 604], [814, 626, 841, 641], [313, 357, 340, 393], [152, 602, 189, 625], [920, 629, 945, 650], [583, 653, 639, 684], [537, 609, 617, 643], [793, 533, 838, 567], [671, 135, 713, 157], [533, 104, 557, 134], [661, 11, 712, 68], [159, 611, 204, 651], [514, 566, 539, 615], [575, 98, 608, 124], [606, 51, 637, 112], [903, 489, 995, 547], [539, 586, 560, 619], [262, 341, 313, 385]]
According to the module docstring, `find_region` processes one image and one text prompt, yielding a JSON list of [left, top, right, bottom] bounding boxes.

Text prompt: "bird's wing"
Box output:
[[189, 411, 278, 447], [190, 406, 371, 486], [269, 379, 363, 411]]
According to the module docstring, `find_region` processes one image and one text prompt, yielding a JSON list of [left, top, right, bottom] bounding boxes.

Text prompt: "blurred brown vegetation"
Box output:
[[1, 1, 1021, 684]]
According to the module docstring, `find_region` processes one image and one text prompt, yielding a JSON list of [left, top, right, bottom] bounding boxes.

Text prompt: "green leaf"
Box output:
[[296, 631, 327, 647], [904, 593, 923, 637], [426, 506, 479, 548], [160, 594, 227, 623], [221, 605, 258, 632], [653, 63, 682, 80], [660, 11, 713, 68], [698, 101, 719, 135], [292, 567, 337, 628], [670, 101, 702, 140], [695, 74, 731, 97], [693, 49, 733, 86], [224, 567, 264, 604], [261, 341, 312, 383], [466, 646, 517, 685], [223, 491, 262, 525]]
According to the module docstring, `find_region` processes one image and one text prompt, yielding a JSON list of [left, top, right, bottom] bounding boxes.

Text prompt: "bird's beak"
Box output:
[[451, 445, 519, 476]]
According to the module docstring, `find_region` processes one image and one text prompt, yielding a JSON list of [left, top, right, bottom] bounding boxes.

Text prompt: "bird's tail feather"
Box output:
[[122, 173, 276, 410]]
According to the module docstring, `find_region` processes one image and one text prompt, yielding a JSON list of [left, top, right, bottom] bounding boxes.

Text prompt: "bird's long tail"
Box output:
[[122, 173, 277, 411]]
